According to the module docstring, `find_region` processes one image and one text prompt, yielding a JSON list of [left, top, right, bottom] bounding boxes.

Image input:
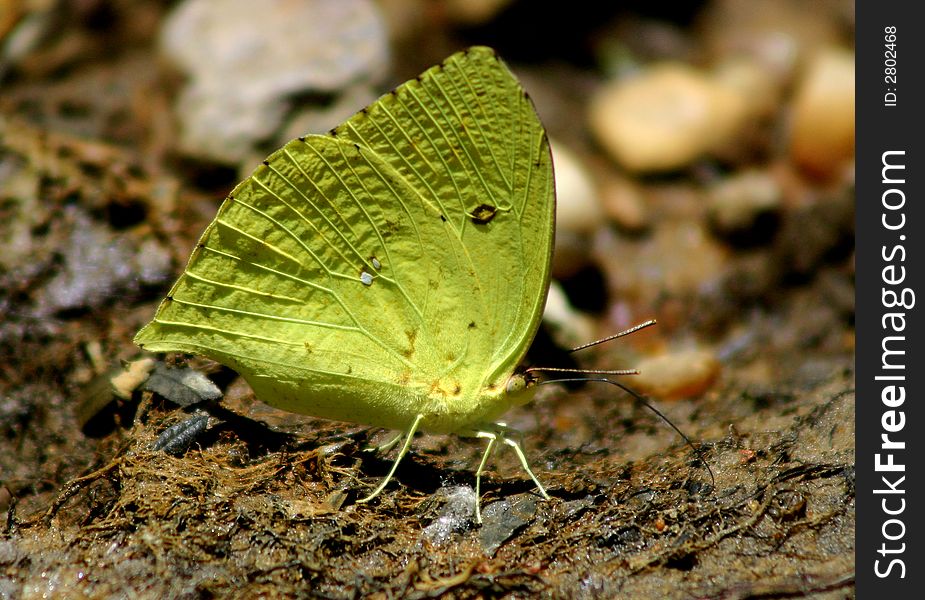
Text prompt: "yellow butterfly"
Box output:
[[135, 47, 555, 522]]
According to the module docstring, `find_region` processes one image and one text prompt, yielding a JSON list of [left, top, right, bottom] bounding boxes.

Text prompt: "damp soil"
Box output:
[[0, 3, 854, 598], [0, 119, 856, 596]]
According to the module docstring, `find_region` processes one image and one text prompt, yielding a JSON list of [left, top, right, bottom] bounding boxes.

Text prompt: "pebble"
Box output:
[[633, 349, 721, 399], [552, 141, 602, 234], [597, 221, 728, 305], [478, 495, 538, 556], [599, 174, 649, 231], [788, 48, 855, 179], [712, 57, 782, 122], [707, 170, 782, 236], [419, 486, 476, 545], [543, 280, 596, 351], [160, 0, 389, 163], [550, 141, 602, 278], [589, 64, 747, 173], [35, 207, 136, 316], [698, 0, 843, 86], [110, 357, 157, 400], [443, 0, 513, 24]]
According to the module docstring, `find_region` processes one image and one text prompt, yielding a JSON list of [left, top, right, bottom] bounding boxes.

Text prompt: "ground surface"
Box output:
[[1, 2, 854, 598]]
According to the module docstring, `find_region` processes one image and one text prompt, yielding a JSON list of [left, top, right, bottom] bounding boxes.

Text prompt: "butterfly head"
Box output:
[[505, 370, 538, 406]]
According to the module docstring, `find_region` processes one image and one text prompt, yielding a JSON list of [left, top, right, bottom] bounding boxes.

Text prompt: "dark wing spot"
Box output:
[[402, 329, 417, 358], [469, 203, 498, 224], [468, 321, 476, 329], [262, 160, 269, 166], [298, 136, 306, 142], [440, 214, 447, 222]]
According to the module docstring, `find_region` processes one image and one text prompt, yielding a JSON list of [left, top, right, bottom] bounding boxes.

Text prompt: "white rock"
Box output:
[[589, 64, 747, 173], [543, 280, 596, 351], [160, 0, 389, 163], [550, 140, 602, 278], [708, 170, 781, 233], [552, 140, 601, 234], [599, 174, 649, 231]]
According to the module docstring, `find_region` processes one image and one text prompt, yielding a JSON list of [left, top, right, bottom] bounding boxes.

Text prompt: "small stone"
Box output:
[[552, 141, 601, 235], [160, 0, 389, 163], [699, 0, 843, 85], [543, 280, 596, 351], [712, 57, 783, 121], [420, 486, 476, 545], [708, 169, 782, 239], [144, 363, 223, 407], [133, 238, 173, 286], [789, 48, 855, 179], [599, 174, 649, 231], [443, 0, 513, 24], [478, 495, 538, 556], [110, 357, 157, 400], [550, 141, 602, 278], [633, 349, 721, 399], [35, 206, 136, 316], [589, 64, 747, 173], [597, 221, 729, 305]]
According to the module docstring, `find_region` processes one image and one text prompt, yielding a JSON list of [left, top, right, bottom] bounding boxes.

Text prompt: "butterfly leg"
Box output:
[[474, 431, 499, 524], [487, 423, 550, 500], [499, 433, 550, 501], [363, 431, 403, 454], [357, 413, 423, 504], [471, 424, 551, 524]]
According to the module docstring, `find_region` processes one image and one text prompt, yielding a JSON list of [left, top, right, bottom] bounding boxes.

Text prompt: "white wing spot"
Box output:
[[360, 271, 374, 286], [371, 256, 382, 270]]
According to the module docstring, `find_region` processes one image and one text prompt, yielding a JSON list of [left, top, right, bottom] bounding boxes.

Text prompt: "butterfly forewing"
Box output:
[[331, 47, 555, 389]]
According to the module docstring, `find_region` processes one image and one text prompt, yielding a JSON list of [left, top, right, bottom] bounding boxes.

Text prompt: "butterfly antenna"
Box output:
[[548, 377, 713, 488], [567, 319, 657, 353], [526, 318, 713, 486], [527, 368, 716, 488]]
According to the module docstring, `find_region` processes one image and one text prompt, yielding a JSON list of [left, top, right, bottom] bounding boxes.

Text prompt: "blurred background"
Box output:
[[0, 0, 855, 597]]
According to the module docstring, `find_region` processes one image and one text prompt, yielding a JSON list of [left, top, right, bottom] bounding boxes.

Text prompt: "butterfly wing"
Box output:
[[134, 47, 554, 431], [331, 47, 555, 394]]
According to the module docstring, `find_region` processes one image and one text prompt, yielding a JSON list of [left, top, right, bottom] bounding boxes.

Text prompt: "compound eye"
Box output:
[[505, 373, 536, 406], [505, 373, 528, 395]]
